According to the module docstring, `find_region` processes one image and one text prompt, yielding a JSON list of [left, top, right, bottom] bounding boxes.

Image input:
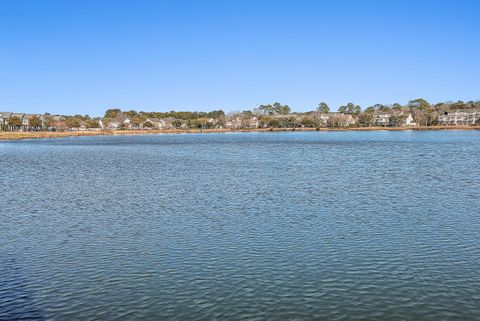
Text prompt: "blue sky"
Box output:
[[0, 0, 479, 116]]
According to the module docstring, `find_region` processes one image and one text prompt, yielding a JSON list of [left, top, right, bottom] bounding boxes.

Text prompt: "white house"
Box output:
[[0, 112, 13, 130], [438, 109, 479, 125], [372, 112, 392, 126], [404, 113, 416, 126]]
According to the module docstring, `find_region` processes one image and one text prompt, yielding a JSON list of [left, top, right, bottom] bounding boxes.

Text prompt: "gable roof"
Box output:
[[23, 114, 42, 119]]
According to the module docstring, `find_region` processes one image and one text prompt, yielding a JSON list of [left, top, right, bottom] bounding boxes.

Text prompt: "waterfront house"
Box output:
[[248, 116, 259, 128], [52, 116, 66, 131], [162, 117, 177, 129], [145, 118, 166, 129], [372, 111, 392, 126], [207, 118, 218, 128], [321, 113, 355, 127], [106, 120, 120, 130], [122, 117, 132, 129], [391, 110, 417, 127], [318, 113, 331, 126], [226, 116, 243, 129], [0, 112, 13, 130], [9, 113, 25, 130], [23, 114, 44, 130], [315, 112, 355, 127], [437, 109, 479, 125], [404, 113, 416, 126]]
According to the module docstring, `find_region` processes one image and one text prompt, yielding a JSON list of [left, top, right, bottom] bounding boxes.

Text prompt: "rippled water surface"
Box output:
[[1, 131, 480, 320]]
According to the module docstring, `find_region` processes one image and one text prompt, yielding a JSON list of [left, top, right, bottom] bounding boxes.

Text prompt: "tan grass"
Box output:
[[1, 126, 479, 141]]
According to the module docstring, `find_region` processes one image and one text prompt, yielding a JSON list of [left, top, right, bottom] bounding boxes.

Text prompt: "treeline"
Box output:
[[104, 108, 225, 120], [3, 98, 480, 132]]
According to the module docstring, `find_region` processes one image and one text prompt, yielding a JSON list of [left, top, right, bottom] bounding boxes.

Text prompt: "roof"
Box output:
[[0, 112, 13, 118], [446, 109, 479, 114], [23, 114, 42, 119], [11, 113, 25, 118]]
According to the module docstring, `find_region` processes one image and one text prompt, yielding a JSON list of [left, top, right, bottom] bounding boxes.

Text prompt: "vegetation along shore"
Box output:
[[1, 98, 480, 141]]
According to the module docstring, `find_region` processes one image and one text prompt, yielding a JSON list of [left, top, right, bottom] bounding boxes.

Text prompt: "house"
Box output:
[[23, 114, 44, 130], [226, 116, 242, 129], [8, 113, 25, 130], [404, 113, 416, 126], [145, 118, 166, 129], [248, 116, 259, 128], [122, 117, 132, 129], [317, 113, 331, 126], [438, 109, 479, 125], [207, 118, 219, 128], [390, 110, 417, 127], [51, 116, 66, 131], [318, 112, 355, 127], [106, 120, 120, 130], [372, 111, 392, 126], [161, 117, 177, 129], [0, 112, 13, 130]]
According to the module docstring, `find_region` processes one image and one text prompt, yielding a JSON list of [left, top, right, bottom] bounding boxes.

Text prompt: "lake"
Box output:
[[1, 131, 480, 320]]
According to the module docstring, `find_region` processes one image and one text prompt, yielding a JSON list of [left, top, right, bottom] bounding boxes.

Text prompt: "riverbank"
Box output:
[[1, 125, 480, 140]]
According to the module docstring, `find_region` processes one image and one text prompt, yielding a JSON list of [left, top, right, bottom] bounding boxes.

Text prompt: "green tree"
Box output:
[[317, 102, 330, 113], [258, 102, 290, 115], [358, 113, 373, 127], [104, 108, 121, 119], [173, 120, 183, 128], [339, 103, 361, 114], [408, 98, 430, 110], [450, 100, 466, 109], [29, 116, 42, 129], [301, 115, 320, 128], [143, 120, 154, 128], [242, 110, 254, 117], [389, 115, 403, 127], [66, 117, 81, 129], [8, 116, 22, 129], [259, 104, 274, 115], [392, 103, 402, 110], [130, 117, 142, 128], [86, 119, 100, 128], [125, 110, 138, 118], [273, 102, 291, 115], [43, 114, 54, 128]]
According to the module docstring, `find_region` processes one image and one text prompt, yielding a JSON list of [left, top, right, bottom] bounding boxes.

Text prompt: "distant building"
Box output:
[[404, 113, 416, 126], [161, 117, 177, 129], [226, 116, 242, 129], [0, 112, 13, 130], [23, 114, 44, 130], [248, 116, 259, 128], [438, 109, 479, 125], [52, 116, 66, 131], [372, 112, 392, 126], [145, 118, 164, 129]]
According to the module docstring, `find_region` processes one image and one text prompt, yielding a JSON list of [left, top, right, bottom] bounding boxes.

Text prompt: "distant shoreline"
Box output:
[[1, 125, 480, 141]]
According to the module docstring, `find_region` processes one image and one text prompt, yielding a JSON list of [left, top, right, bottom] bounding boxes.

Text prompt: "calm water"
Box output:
[[1, 131, 480, 320]]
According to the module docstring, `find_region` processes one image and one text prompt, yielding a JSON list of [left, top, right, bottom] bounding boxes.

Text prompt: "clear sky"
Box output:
[[0, 0, 479, 116]]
